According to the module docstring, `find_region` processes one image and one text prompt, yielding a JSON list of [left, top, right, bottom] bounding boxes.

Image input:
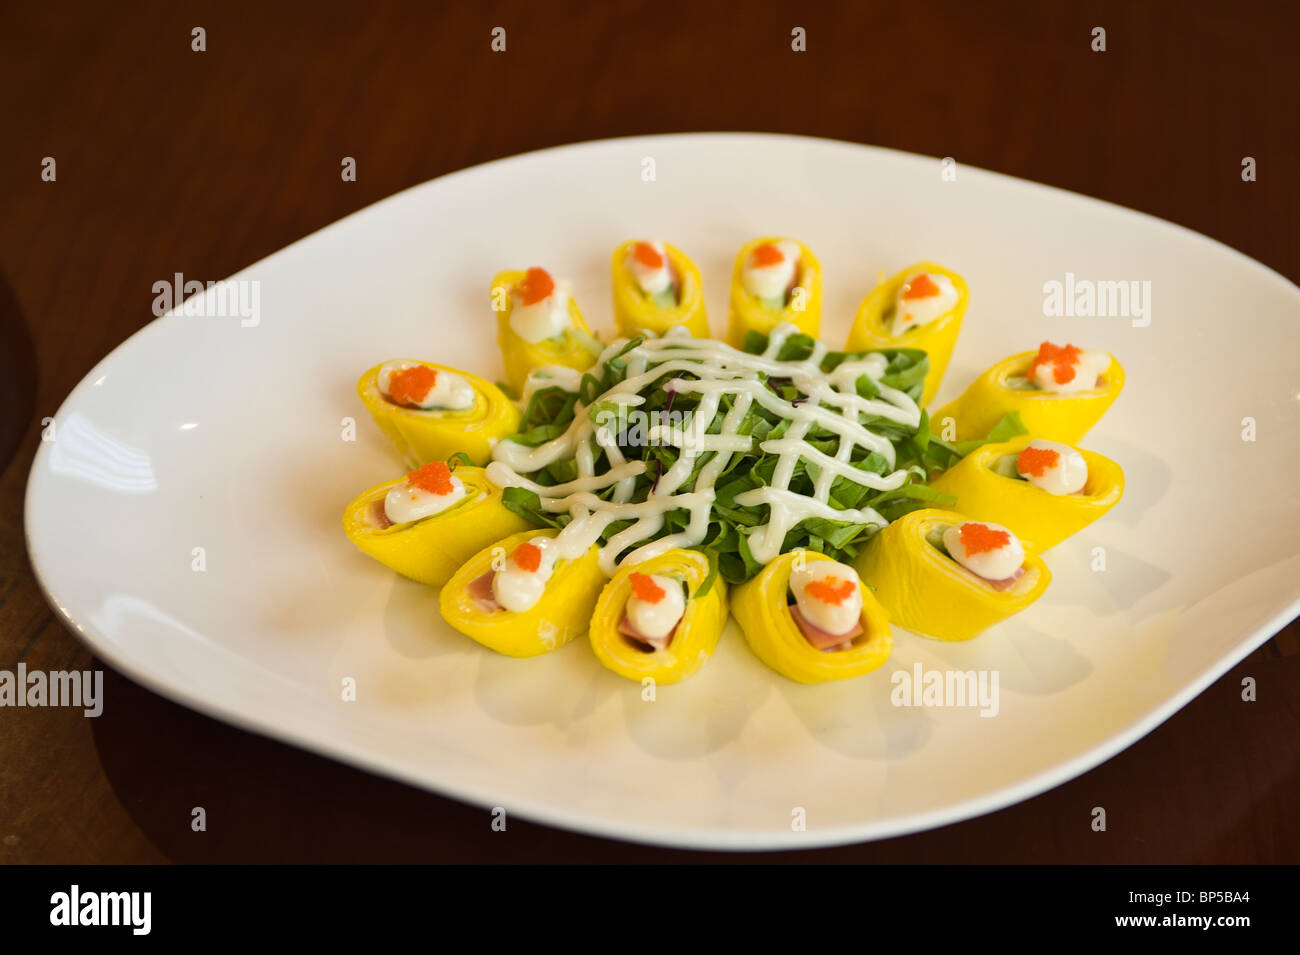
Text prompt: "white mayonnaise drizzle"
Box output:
[[521, 365, 585, 404], [487, 324, 921, 574]]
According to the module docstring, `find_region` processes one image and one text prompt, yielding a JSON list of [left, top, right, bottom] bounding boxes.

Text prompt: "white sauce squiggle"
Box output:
[[487, 324, 921, 573]]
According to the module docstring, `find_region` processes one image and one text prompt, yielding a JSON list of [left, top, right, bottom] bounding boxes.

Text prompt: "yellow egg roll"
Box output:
[[588, 549, 727, 685], [932, 349, 1124, 444], [610, 241, 709, 338], [357, 361, 521, 469], [844, 261, 969, 407], [492, 270, 599, 392], [852, 508, 1051, 641], [725, 237, 822, 347], [341, 466, 532, 587], [439, 529, 605, 658], [731, 551, 892, 684], [928, 436, 1124, 551]]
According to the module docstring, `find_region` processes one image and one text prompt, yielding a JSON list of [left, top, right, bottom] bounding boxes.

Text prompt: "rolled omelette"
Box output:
[[726, 237, 822, 347], [589, 549, 727, 685], [439, 528, 605, 658], [731, 551, 892, 684], [853, 508, 1050, 642], [610, 240, 709, 338], [844, 262, 969, 407], [357, 360, 521, 469], [342, 465, 531, 587], [932, 345, 1124, 444], [492, 268, 599, 393], [929, 436, 1124, 552]]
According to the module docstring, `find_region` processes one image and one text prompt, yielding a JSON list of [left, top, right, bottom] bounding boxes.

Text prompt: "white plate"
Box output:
[[25, 134, 1300, 850]]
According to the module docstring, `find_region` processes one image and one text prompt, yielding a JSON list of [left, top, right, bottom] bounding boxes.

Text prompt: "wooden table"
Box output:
[[2, 0, 1296, 863]]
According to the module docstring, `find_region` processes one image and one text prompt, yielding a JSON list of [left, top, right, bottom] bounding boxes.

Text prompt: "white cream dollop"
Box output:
[[889, 272, 960, 336], [1030, 348, 1111, 394], [790, 560, 864, 636], [741, 239, 801, 302], [491, 536, 558, 613], [382, 473, 466, 525], [942, 521, 1025, 581], [626, 241, 673, 296], [377, 361, 475, 410], [625, 574, 686, 640], [1016, 439, 1088, 495], [509, 278, 573, 344]]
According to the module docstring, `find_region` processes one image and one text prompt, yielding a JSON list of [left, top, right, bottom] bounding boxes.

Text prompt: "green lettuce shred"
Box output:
[[496, 332, 1023, 583]]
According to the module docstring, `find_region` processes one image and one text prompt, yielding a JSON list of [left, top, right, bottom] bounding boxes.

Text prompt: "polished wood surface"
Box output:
[[1, 0, 1296, 863]]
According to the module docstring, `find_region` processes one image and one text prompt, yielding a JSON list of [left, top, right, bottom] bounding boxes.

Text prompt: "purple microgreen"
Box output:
[[663, 375, 682, 414]]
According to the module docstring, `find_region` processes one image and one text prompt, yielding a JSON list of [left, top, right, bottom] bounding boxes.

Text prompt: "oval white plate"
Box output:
[[25, 134, 1300, 849]]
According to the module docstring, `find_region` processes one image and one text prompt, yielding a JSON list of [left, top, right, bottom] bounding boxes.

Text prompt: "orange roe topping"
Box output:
[[512, 542, 543, 573], [516, 267, 555, 306], [407, 461, 455, 495], [629, 572, 666, 604], [1028, 341, 1082, 385], [388, 365, 438, 406], [902, 273, 941, 300], [959, 522, 1011, 556], [1017, 445, 1061, 478], [805, 576, 857, 605], [633, 242, 664, 269], [751, 242, 786, 267]]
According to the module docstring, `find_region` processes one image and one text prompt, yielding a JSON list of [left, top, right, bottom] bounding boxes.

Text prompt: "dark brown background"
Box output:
[[1, 0, 1296, 863]]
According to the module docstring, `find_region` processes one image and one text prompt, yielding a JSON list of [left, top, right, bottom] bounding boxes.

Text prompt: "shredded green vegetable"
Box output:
[[498, 331, 1023, 583]]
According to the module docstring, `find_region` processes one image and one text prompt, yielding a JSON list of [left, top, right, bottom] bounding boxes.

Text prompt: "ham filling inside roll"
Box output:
[[619, 573, 686, 652], [466, 539, 557, 614], [789, 603, 863, 651], [788, 561, 866, 652], [467, 571, 499, 612]]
